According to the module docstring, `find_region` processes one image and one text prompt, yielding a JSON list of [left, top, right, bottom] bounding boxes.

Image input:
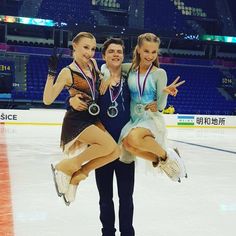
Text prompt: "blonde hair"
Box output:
[[72, 32, 96, 44], [72, 32, 96, 58], [132, 33, 161, 70]]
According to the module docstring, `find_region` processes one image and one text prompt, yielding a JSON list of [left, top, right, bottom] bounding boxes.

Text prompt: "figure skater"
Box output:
[[43, 32, 120, 203]]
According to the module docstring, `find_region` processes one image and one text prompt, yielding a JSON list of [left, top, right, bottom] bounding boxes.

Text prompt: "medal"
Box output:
[[88, 101, 100, 116], [107, 101, 118, 118], [135, 64, 153, 116], [107, 80, 122, 118], [74, 61, 100, 116], [135, 103, 145, 115]]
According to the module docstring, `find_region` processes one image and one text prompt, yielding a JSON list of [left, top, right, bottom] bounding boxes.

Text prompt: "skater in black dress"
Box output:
[[43, 32, 120, 201]]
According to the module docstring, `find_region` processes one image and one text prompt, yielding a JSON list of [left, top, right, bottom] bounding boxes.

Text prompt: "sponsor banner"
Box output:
[[0, 109, 65, 125], [0, 110, 236, 128], [177, 115, 194, 126], [165, 114, 236, 128]]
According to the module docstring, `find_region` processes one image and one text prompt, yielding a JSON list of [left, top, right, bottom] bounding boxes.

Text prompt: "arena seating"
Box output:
[[144, 0, 219, 34], [37, 0, 93, 25], [0, 0, 23, 16], [162, 63, 235, 115], [24, 55, 71, 102], [6, 52, 234, 115], [227, 0, 236, 28], [181, 0, 217, 18], [1, 0, 235, 115]]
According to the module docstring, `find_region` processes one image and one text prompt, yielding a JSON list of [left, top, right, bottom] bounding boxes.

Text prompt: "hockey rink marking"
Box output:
[[170, 139, 236, 155]]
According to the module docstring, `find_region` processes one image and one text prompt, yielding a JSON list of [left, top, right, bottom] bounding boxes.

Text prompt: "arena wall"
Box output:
[[1, 109, 236, 128]]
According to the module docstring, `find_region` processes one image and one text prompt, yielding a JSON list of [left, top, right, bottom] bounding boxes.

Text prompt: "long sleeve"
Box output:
[[101, 63, 132, 78], [100, 63, 110, 79], [154, 68, 168, 111], [121, 63, 132, 74]]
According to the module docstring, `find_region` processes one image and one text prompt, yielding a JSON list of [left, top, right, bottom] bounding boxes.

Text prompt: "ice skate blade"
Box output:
[[63, 194, 71, 206], [51, 164, 63, 197]]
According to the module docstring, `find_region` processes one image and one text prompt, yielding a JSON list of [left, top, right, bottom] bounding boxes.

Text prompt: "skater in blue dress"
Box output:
[[118, 33, 187, 181]]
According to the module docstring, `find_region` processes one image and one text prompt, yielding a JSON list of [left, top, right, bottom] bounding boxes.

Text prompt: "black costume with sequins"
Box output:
[[60, 64, 101, 150]]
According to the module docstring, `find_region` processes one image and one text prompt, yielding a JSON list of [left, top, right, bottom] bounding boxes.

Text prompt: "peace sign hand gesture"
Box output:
[[163, 76, 185, 97]]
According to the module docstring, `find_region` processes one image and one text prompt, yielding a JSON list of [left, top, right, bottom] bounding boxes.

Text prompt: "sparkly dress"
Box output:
[[119, 64, 169, 162], [60, 65, 101, 153]]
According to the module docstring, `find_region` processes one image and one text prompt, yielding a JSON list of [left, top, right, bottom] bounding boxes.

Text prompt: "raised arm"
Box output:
[[155, 68, 185, 111], [154, 68, 168, 111], [101, 62, 132, 77], [43, 68, 69, 105]]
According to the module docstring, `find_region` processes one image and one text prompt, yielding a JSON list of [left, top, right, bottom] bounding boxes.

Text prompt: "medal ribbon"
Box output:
[[137, 64, 153, 101], [74, 60, 96, 100], [109, 79, 123, 104]]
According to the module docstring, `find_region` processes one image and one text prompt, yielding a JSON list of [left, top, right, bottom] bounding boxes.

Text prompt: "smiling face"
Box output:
[[138, 40, 159, 68], [103, 43, 124, 69], [73, 36, 96, 65]]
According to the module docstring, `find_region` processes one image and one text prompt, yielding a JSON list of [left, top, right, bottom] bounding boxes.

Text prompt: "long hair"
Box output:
[[132, 33, 161, 70], [72, 32, 96, 58], [72, 32, 96, 44]]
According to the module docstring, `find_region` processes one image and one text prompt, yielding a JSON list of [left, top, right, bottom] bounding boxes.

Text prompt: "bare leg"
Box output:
[[122, 138, 157, 162], [124, 127, 166, 160], [70, 145, 120, 185], [56, 125, 118, 176]]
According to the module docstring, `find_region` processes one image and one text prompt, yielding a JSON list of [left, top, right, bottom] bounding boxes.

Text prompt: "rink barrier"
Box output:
[[0, 109, 236, 128]]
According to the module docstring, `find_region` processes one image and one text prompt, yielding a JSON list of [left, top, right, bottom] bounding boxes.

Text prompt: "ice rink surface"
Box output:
[[1, 124, 236, 236]]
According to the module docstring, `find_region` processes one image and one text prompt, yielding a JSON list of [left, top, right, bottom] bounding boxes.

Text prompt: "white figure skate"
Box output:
[[63, 172, 87, 206], [158, 148, 187, 182], [51, 164, 71, 196]]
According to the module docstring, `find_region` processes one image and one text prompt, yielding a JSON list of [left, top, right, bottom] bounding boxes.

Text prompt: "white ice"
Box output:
[[2, 125, 236, 236]]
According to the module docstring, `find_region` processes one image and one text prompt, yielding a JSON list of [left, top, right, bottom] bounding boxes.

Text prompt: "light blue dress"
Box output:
[[119, 63, 169, 163]]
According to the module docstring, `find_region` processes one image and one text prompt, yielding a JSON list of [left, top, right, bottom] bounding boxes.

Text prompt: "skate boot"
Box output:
[[63, 171, 87, 206], [158, 148, 187, 182], [51, 164, 71, 196]]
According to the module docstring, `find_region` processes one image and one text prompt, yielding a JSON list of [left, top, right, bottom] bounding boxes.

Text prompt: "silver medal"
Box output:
[[135, 103, 145, 115], [107, 101, 118, 118], [88, 102, 100, 116]]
